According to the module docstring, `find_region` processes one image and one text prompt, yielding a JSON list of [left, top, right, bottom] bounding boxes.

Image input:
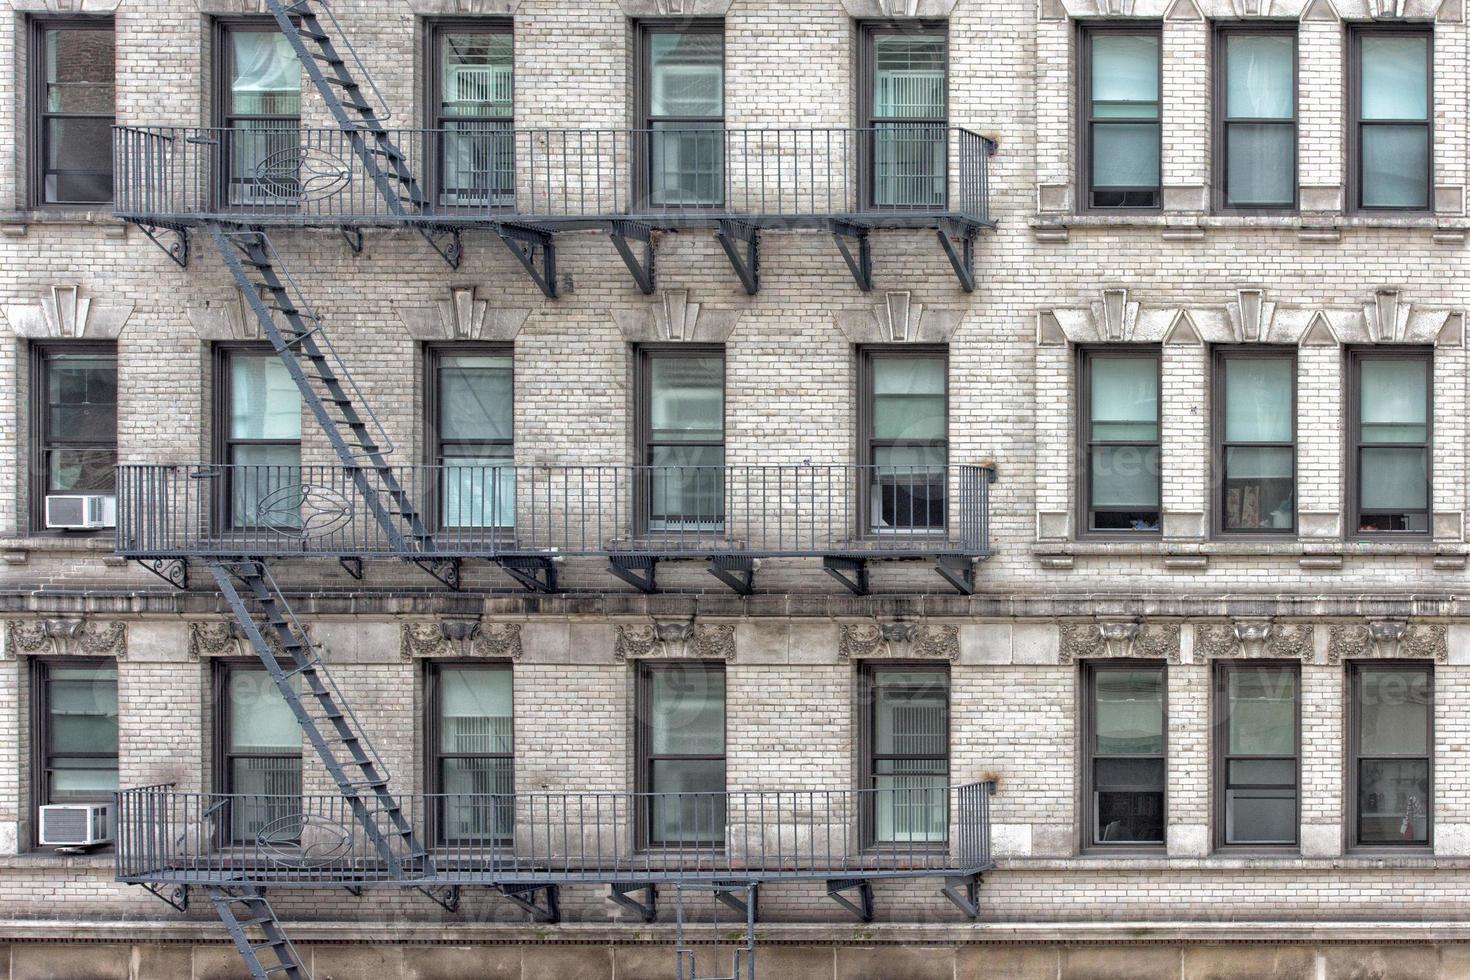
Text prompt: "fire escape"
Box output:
[[110, 2, 1000, 977]]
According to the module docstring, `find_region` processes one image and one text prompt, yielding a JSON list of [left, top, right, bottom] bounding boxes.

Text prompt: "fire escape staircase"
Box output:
[[207, 886, 312, 980]]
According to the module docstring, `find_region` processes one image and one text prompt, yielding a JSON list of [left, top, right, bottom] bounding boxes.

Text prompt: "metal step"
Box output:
[[206, 886, 312, 980]]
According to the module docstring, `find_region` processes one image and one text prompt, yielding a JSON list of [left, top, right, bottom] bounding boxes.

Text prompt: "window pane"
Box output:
[[1361, 125, 1429, 209], [649, 443, 725, 527], [1223, 446, 1294, 531], [47, 666, 118, 755], [1359, 759, 1429, 843], [873, 671, 947, 757], [230, 31, 300, 116], [875, 764, 947, 842], [1224, 357, 1292, 442], [229, 356, 302, 440], [648, 32, 722, 118], [1358, 669, 1429, 755], [873, 34, 945, 118], [49, 449, 116, 493], [1226, 788, 1295, 844], [1225, 123, 1295, 207], [442, 758, 514, 837], [649, 759, 725, 842], [1092, 123, 1161, 188], [442, 452, 515, 529], [439, 355, 512, 442], [230, 443, 303, 529], [1360, 359, 1427, 442], [1225, 33, 1293, 119], [47, 354, 117, 443], [226, 669, 300, 751], [872, 122, 947, 207], [1360, 35, 1428, 120], [1094, 670, 1164, 754], [439, 32, 512, 118], [872, 357, 946, 441], [1090, 356, 1158, 440], [1227, 668, 1296, 756], [49, 762, 119, 798], [1360, 447, 1428, 512], [230, 757, 302, 841], [1091, 34, 1159, 117], [1094, 757, 1165, 843], [1227, 758, 1296, 785], [648, 121, 724, 207], [439, 668, 512, 754], [649, 356, 723, 442], [45, 27, 115, 111], [649, 667, 724, 756], [1090, 446, 1160, 508]]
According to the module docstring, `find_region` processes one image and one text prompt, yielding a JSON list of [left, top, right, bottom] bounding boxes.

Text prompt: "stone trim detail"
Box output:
[[841, 0, 960, 15], [399, 621, 522, 661], [10, 0, 121, 10], [396, 286, 529, 342], [5, 620, 127, 659], [1193, 621, 1314, 661], [190, 620, 317, 660], [1058, 620, 1181, 664], [3, 284, 133, 340], [406, 0, 518, 13], [611, 290, 740, 343], [837, 623, 960, 661], [617, 0, 732, 13], [613, 621, 736, 661], [1326, 621, 1448, 665], [833, 292, 964, 344]]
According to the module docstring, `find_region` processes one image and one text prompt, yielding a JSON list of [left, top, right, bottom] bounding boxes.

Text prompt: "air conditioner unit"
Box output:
[[38, 803, 112, 848], [45, 493, 116, 530]]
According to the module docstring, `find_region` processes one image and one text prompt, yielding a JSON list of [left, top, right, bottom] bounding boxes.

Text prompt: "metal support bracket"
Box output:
[[934, 555, 976, 596], [711, 881, 759, 921], [141, 882, 189, 912], [825, 878, 874, 923], [822, 556, 869, 596], [137, 558, 188, 590], [715, 220, 760, 294], [343, 885, 364, 898], [609, 882, 658, 922], [608, 555, 658, 593], [830, 220, 873, 292], [341, 228, 364, 255], [940, 873, 982, 920], [500, 883, 560, 923], [498, 224, 557, 298], [412, 557, 462, 591], [497, 556, 558, 593], [338, 557, 364, 580], [708, 556, 755, 595], [417, 884, 461, 913], [609, 221, 656, 295], [421, 226, 463, 270], [936, 220, 977, 293], [138, 223, 190, 268]]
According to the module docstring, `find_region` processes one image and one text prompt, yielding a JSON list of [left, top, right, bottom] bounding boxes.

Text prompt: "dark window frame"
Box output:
[[1211, 345, 1298, 538], [1212, 23, 1299, 214], [635, 660, 727, 850], [422, 16, 515, 209], [27, 15, 115, 208], [28, 339, 118, 536], [634, 344, 726, 534], [213, 342, 302, 532], [29, 657, 119, 831], [633, 18, 726, 209], [1347, 24, 1434, 213], [212, 659, 303, 846], [857, 662, 951, 850], [1347, 660, 1434, 849], [212, 17, 302, 210], [1078, 21, 1164, 212], [857, 345, 950, 536], [1077, 345, 1163, 537], [1346, 346, 1433, 537], [423, 660, 515, 848], [1081, 659, 1168, 852], [856, 19, 949, 210], [1212, 660, 1301, 851], [422, 341, 515, 532]]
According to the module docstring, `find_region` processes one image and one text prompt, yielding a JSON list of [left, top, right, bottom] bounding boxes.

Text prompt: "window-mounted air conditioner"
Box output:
[[45, 493, 116, 530], [38, 803, 112, 848]]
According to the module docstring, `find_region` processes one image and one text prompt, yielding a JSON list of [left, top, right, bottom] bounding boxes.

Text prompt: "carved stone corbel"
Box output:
[[837, 623, 960, 661], [399, 621, 523, 660], [1059, 620, 1181, 664], [1326, 621, 1447, 665], [190, 620, 316, 660], [613, 620, 735, 662], [1192, 620, 1315, 661], [5, 619, 127, 659]]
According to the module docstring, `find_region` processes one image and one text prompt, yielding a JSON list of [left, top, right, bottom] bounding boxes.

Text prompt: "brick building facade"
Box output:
[[2, 0, 1470, 977]]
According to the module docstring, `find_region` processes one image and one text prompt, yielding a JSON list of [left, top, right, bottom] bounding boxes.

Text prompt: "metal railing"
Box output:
[[115, 782, 994, 887], [113, 126, 995, 226], [115, 463, 994, 560]]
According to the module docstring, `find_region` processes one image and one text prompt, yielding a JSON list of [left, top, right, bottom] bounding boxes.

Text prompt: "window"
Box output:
[[861, 22, 947, 208], [1350, 349, 1430, 534], [1215, 27, 1296, 211], [217, 346, 302, 530], [1351, 27, 1431, 210], [1084, 663, 1166, 847], [427, 663, 513, 844], [216, 662, 302, 844], [637, 662, 725, 846], [1215, 662, 1298, 847], [637, 21, 724, 207], [859, 348, 948, 533], [32, 660, 118, 818], [428, 19, 514, 207], [861, 666, 949, 845], [637, 347, 725, 531], [216, 20, 301, 206], [30, 342, 117, 532], [1214, 348, 1295, 534], [1350, 663, 1431, 846], [29, 17, 115, 206], [1081, 25, 1161, 209], [426, 345, 514, 529], [1080, 348, 1160, 533]]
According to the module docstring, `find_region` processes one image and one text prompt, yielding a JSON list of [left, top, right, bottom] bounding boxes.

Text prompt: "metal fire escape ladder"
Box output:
[[264, 0, 462, 268], [207, 886, 312, 979], [209, 560, 428, 880]]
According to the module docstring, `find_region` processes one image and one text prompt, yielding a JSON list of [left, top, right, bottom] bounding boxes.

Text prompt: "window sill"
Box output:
[[1033, 538, 1466, 571], [0, 850, 113, 869], [0, 535, 122, 568], [0, 209, 127, 236], [1030, 212, 1468, 244]]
